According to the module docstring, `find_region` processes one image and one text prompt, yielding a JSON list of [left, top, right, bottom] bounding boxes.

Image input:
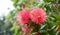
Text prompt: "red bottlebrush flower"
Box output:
[[22, 25, 31, 32], [30, 8, 46, 24], [22, 26, 29, 32], [17, 10, 30, 25]]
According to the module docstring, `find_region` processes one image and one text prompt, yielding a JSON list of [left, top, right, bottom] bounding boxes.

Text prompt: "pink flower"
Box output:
[[22, 26, 29, 32], [22, 25, 32, 32], [17, 10, 30, 24], [30, 8, 46, 24]]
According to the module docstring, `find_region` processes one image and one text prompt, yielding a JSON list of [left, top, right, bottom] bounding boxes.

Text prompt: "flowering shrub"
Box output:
[[5, 0, 60, 35], [17, 10, 30, 25], [30, 8, 46, 24], [17, 8, 46, 24]]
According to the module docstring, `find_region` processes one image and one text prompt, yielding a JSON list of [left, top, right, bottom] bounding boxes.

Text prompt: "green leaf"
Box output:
[[44, 0, 53, 2], [5, 11, 15, 20], [40, 24, 47, 30], [53, 13, 60, 20], [12, 0, 19, 7]]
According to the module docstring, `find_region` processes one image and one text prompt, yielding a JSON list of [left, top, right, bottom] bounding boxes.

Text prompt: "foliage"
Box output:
[[0, 0, 60, 35]]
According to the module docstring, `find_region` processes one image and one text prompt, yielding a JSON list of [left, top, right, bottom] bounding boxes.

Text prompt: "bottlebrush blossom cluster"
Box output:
[[22, 25, 29, 32], [30, 8, 46, 24], [17, 10, 30, 24], [17, 8, 46, 24]]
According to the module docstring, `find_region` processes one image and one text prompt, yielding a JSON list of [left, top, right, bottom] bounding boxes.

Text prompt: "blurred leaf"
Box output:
[[44, 0, 53, 2], [53, 13, 60, 20], [12, 0, 19, 7], [40, 24, 47, 30], [5, 11, 15, 20]]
